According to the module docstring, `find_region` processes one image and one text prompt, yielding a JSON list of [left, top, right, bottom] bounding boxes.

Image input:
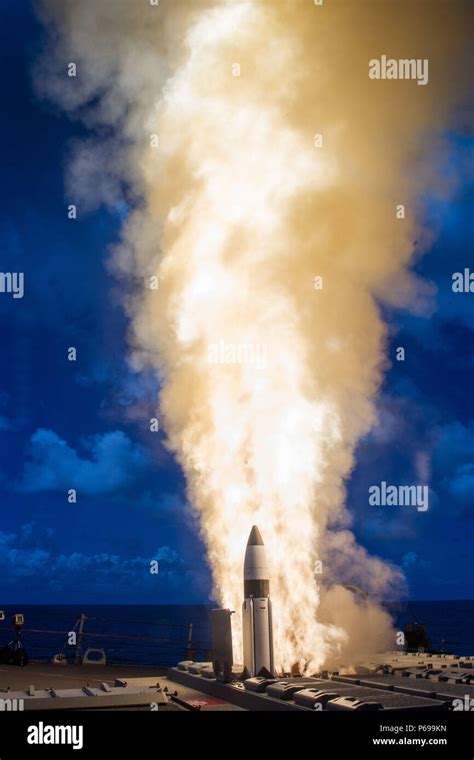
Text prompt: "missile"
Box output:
[[242, 525, 275, 678]]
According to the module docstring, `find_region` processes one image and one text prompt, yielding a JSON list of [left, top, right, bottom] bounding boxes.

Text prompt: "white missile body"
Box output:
[[242, 525, 275, 677]]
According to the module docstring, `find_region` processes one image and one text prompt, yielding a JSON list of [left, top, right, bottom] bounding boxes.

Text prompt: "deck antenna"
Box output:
[[74, 614, 87, 665]]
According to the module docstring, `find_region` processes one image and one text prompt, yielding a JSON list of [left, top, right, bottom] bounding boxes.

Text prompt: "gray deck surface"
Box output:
[[0, 662, 243, 711], [1, 657, 472, 711]]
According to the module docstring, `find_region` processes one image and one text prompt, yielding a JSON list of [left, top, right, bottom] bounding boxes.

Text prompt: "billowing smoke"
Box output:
[[35, 0, 470, 672]]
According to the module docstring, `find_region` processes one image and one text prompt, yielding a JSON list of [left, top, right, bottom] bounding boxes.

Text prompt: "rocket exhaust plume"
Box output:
[[35, 0, 471, 672]]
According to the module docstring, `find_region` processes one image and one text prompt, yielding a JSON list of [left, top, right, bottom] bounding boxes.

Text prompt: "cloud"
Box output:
[[0, 526, 182, 589], [402, 551, 419, 570], [136, 490, 188, 518], [434, 421, 474, 470], [0, 390, 20, 431], [0, 529, 51, 576], [432, 422, 474, 514], [18, 428, 151, 494], [448, 463, 474, 501], [53, 546, 179, 574], [400, 551, 431, 586]]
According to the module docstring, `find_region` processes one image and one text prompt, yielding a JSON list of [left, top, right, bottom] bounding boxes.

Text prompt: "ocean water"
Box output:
[[1, 600, 472, 667], [386, 600, 474, 655], [0, 605, 212, 667]]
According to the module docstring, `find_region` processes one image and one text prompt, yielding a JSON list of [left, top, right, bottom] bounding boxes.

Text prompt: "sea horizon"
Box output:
[[1, 600, 472, 666]]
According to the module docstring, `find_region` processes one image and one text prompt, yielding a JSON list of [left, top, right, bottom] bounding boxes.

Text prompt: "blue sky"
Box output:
[[0, 3, 472, 604]]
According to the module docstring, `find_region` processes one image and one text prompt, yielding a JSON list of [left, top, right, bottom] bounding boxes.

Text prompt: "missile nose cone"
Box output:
[[247, 525, 264, 546], [244, 524, 269, 590]]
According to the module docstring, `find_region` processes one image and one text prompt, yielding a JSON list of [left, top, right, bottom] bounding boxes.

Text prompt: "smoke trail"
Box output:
[[35, 0, 471, 671]]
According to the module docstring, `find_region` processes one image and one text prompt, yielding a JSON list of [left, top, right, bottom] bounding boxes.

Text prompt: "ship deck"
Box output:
[[0, 652, 472, 712], [0, 662, 243, 711]]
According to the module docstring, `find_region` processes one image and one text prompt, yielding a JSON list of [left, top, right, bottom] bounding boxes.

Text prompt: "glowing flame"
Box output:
[[132, 0, 390, 671]]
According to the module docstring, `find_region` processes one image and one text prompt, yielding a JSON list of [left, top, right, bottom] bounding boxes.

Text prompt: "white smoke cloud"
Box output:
[[34, 0, 470, 672]]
